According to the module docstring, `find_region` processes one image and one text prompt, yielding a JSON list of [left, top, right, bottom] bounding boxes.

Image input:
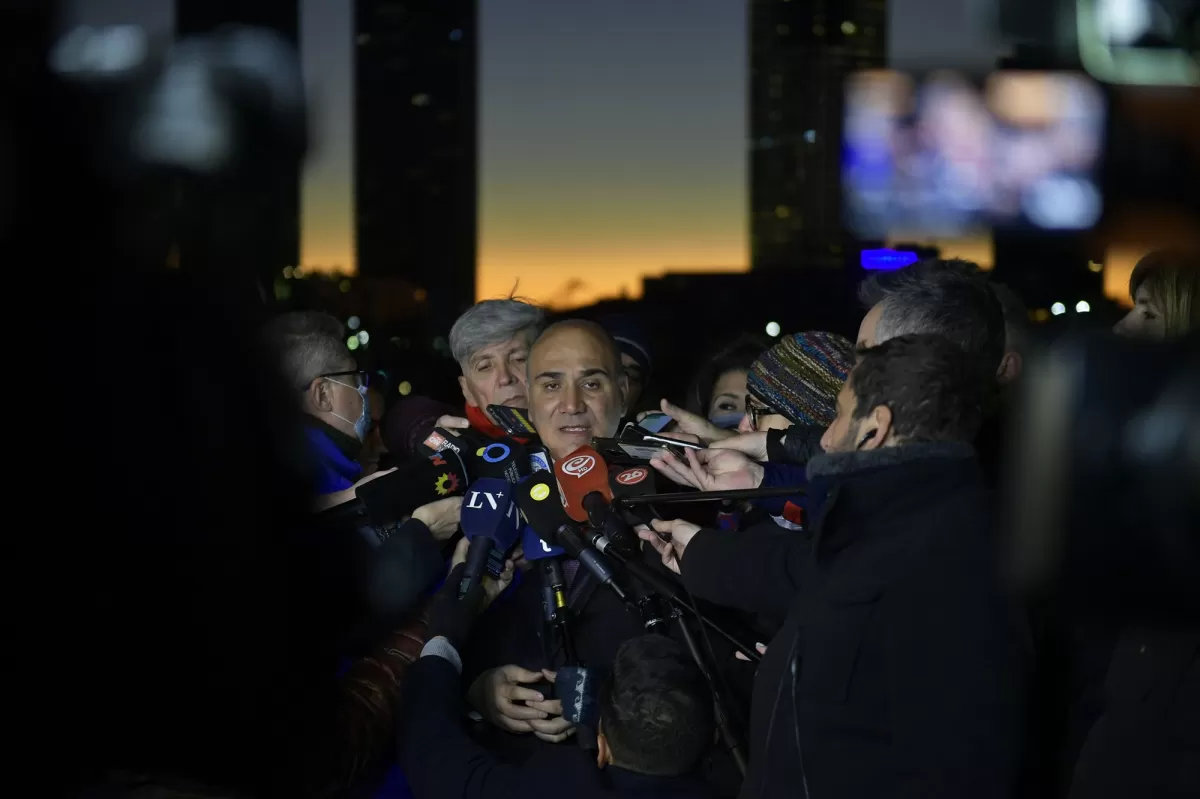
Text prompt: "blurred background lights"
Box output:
[[339, 279, 351, 293], [1051, 302, 1067, 316], [765, 321, 782, 337], [1075, 300, 1091, 313], [357, 330, 370, 345], [347, 315, 361, 330], [51, 25, 148, 76], [346, 336, 360, 351], [398, 380, 413, 396]]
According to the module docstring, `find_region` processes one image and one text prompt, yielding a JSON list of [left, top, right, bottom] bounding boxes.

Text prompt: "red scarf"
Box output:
[[465, 404, 531, 444]]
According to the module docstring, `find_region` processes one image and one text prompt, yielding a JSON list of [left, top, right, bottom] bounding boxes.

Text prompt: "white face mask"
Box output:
[[327, 378, 370, 441]]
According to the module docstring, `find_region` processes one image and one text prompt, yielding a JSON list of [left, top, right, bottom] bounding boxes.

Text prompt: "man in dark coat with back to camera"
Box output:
[[642, 334, 1027, 799]]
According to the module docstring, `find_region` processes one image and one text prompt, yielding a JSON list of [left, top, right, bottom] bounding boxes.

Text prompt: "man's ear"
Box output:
[[309, 378, 334, 413], [458, 375, 478, 410], [996, 351, 1022, 386], [859, 404, 892, 450]]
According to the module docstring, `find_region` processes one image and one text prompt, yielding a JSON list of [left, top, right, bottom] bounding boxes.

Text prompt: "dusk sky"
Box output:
[[61, 0, 1136, 307]]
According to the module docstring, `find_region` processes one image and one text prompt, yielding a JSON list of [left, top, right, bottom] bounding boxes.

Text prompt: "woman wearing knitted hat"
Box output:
[[739, 331, 856, 433]]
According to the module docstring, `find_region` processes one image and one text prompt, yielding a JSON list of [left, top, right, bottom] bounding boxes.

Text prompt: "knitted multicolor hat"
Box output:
[[747, 331, 855, 427]]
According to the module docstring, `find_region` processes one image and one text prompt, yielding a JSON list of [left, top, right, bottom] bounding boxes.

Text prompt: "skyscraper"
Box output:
[[174, 0, 302, 295], [354, 1, 477, 327], [750, 0, 887, 270]]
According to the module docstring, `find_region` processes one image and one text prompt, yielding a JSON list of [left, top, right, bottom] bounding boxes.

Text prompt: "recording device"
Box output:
[[625, 412, 673, 434], [513, 471, 627, 601], [843, 69, 1106, 238], [355, 448, 469, 526], [419, 426, 531, 484], [485, 405, 539, 438], [458, 478, 522, 598]]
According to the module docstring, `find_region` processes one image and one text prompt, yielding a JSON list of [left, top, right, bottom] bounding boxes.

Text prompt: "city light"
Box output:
[[861, 248, 918, 271], [1088, 261, 1103, 273], [1051, 302, 1066, 316], [765, 321, 781, 337], [357, 330, 370, 345], [346, 336, 360, 351], [1076, 300, 1091, 313], [347, 315, 361, 330], [339, 279, 351, 293], [398, 381, 413, 396]]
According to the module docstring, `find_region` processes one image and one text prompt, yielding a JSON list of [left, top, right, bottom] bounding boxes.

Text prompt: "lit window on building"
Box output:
[[803, 129, 817, 143], [775, 205, 791, 219], [841, 21, 857, 35]]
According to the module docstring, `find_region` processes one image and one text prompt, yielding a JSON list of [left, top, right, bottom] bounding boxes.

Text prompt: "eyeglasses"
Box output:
[[318, 370, 370, 389], [745, 394, 777, 431]]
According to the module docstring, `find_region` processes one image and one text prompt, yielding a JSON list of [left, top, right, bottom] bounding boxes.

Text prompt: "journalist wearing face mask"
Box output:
[[262, 311, 375, 494]]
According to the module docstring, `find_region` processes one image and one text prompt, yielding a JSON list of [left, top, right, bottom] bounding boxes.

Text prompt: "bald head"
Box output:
[[528, 320, 628, 460]]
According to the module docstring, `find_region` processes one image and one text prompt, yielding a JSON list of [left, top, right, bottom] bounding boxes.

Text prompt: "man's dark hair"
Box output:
[[598, 635, 714, 777], [858, 259, 1006, 382], [850, 334, 983, 443], [261, 311, 351, 391]]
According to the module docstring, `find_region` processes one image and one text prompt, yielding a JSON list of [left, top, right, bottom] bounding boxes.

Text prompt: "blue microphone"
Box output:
[[458, 477, 522, 599]]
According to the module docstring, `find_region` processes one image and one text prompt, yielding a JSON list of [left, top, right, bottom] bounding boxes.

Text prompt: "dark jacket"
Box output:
[[1068, 626, 1200, 799], [680, 443, 1027, 799], [311, 500, 446, 657], [401, 652, 713, 799], [767, 425, 824, 466]]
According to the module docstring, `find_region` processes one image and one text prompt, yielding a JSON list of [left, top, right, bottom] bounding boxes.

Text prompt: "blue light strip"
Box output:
[[860, 248, 919, 270]]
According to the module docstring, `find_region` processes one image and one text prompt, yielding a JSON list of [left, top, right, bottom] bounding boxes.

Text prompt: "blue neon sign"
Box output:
[[860, 248, 919, 271]]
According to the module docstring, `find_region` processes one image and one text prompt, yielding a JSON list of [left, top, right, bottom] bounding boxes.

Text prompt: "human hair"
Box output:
[[261, 311, 351, 390], [598, 635, 714, 777], [850, 334, 983, 444], [449, 298, 545, 370], [1129, 249, 1200, 338], [684, 333, 771, 416], [858, 259, 1006, 381], [989, 281, 1031, 354]]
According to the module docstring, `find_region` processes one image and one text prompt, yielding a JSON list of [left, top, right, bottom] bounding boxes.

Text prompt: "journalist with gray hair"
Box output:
[[444, 298, 545, 439]]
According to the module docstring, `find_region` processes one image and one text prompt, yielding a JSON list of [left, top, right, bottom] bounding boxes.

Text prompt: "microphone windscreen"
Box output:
[[357, 448, 468, 526], [521, 525, 566, 561], [460, 477, 522, 552], [465, 437, 530, 484], [608, 464, 661, 525], [554, 446, 612, 523], [514, 471, 570, 539]]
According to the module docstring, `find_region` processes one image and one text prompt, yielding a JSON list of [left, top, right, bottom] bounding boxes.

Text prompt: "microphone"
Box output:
[[458, 477, 522, 599], [609, 465, 660, 526], [356, 448, 469, 526], [555, 447, 640, 559], [553, 446, 610, 522], [464, 436, 531, 484], [514, 471, 626, 602]]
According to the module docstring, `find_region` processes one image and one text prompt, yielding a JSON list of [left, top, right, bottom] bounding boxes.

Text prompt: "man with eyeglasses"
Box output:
[[262, 311, 375, 493]]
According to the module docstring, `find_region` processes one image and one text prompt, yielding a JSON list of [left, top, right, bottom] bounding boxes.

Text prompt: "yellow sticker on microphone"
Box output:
[[530, 483, 550, 501]]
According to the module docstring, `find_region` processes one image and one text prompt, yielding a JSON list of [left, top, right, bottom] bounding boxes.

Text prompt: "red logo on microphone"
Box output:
[[616, 467, 648, 486], [561, 454, 596, 477]]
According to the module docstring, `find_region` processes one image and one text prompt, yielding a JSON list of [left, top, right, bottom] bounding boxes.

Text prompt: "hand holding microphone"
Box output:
[[428, 537, 514, 652], [637, 518, 700, 576]]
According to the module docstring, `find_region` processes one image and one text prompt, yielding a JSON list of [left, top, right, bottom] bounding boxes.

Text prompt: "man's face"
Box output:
[[528, 326, 628, 460], [856, 303, 885, 350], [820, 381, 863, 454], [620, 353, 646, 411], [458, 334, 532, 419]]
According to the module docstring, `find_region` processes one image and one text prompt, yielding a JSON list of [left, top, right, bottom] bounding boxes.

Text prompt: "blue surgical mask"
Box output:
[[328, 379, 371, 441], [709, 411, 746, 430]]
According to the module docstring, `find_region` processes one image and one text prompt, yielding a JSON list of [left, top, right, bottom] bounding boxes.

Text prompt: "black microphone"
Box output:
[[514, 471, 627, 602], [356, 448, 469, 526]]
